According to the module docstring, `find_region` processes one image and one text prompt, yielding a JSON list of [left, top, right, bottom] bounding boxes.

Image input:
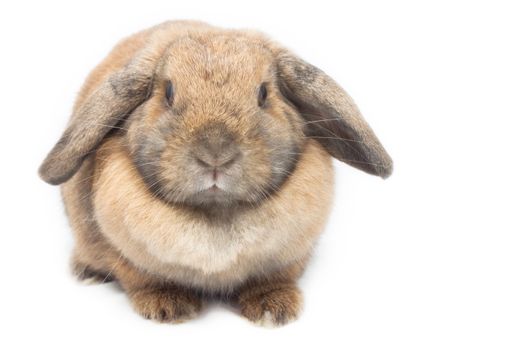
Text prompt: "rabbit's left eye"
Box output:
[[258, 83, 268, 107], [165, 81, 174, 106]]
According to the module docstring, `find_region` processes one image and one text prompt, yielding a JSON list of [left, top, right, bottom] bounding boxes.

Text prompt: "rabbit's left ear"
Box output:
[[276, 52, 393, 178]]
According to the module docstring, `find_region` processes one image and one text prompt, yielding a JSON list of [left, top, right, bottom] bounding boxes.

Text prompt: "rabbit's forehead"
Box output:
[[162, 36, 273, 85]]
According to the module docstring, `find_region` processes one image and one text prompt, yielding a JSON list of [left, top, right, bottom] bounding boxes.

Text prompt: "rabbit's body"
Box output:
[[41, 20, 392, 326]]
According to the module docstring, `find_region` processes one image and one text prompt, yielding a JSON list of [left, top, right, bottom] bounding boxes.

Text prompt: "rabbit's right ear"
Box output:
[[39, 58, 154, 185]]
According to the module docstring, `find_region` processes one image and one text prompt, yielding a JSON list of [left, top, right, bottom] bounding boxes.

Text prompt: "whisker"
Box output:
[[101, 253, 123, 283], [303, 135, 369, 145], [300, 117, 344, 125]]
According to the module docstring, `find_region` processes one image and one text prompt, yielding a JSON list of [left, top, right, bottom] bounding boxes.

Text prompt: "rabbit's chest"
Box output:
[[95, 194, 302, 278], [148, 222, 259, 272], [122, 210, 280, 274]]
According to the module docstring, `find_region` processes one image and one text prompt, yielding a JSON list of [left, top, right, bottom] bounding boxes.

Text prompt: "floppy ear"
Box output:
[[276, 52, 393, 178], [38, 59, 153, 185]]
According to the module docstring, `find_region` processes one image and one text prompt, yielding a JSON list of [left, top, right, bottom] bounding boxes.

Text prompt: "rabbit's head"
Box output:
[[39, 30, 392, 207]]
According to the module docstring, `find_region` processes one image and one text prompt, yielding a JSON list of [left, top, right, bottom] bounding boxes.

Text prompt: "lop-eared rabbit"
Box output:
[[40, 20, 392, 326]]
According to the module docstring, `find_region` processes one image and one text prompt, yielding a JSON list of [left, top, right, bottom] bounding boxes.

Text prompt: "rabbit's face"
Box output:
[[39, 26, 392, 192], [126, 38, 305, 206]]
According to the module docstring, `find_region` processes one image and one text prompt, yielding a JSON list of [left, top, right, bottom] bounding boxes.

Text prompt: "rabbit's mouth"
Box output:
[[192, 185, 233, 204]]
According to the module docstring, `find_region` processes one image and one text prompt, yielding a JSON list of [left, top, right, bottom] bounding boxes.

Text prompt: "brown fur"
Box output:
[[40, 20, 392, 326]]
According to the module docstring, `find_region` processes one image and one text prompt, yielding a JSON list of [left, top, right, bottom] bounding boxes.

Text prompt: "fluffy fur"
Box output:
[[40, 20, 392, 326]]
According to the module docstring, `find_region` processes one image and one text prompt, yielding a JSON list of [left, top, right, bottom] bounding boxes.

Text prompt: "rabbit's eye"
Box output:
[[258, 84, 268, 107], [165, 81, 174, 106]]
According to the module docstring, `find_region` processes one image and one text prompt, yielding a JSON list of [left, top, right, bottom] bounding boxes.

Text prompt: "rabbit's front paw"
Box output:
[[238, 283, 303, 327], [129, 287, 202, 323]]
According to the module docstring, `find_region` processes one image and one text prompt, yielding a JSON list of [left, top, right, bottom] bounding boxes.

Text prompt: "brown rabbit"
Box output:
[[39, 20, 392, 326]]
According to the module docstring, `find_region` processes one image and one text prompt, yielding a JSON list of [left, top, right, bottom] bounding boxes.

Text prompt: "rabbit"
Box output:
[[39, 20, 392, 326]]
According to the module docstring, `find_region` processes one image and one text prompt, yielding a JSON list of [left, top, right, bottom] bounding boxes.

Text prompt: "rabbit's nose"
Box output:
[[192, 124, 241, 169], [194, 151, 240, 169]]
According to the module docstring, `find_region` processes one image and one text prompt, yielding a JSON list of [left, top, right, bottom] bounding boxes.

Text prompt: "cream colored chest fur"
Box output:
[[93, 141, 333, 291]]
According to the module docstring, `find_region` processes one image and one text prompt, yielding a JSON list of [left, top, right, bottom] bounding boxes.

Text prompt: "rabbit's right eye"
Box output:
[[165, 81, 174, 106]]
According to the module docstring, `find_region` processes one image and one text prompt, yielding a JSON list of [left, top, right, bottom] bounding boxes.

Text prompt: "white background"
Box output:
[[1, 0, 524, 349]]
